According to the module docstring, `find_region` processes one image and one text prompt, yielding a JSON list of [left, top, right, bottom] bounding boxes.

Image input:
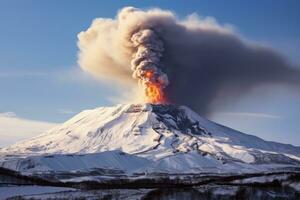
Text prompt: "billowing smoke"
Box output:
[[131, 29, 169, 103], [77, 7, 300, 115]]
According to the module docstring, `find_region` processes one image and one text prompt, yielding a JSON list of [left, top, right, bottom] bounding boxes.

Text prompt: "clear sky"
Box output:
[[0, 0, 299, 146]]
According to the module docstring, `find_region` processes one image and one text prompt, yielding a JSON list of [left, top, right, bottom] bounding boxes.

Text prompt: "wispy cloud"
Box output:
[[0, 112, 59, 147], [57, 109, 76, 115], [0, 112, 16, 118], [0, 70, 48, 78], [214, 112, 282, 119], [0, 66, 105, 85]]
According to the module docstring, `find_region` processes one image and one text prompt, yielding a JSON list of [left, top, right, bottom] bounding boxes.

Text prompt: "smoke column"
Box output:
[[77, 7, 300, 115], [131, 29, 169, 103]]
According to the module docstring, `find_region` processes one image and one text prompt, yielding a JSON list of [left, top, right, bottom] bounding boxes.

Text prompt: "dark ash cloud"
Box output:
[[77, 7, 300, 115]]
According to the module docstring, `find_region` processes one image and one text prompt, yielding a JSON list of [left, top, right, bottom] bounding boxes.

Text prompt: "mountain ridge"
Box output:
[[0, 103, 300, 176]]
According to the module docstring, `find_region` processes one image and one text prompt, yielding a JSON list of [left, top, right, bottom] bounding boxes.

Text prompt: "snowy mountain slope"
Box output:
[[1, 104, 160, 155], [1, 149, 294, 177], [0, 104, 300, 175], [0, 150, 150, 174]]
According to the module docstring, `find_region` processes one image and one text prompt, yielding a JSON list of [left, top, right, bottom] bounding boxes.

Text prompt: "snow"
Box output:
[[209, 186, 239, 196], [21, 188, 151, 200], [215, 143, 255, 163], [232, 174, 289, 184], [0, 185, 76, 199], [1, 150, 151, 174], [287, 182, 300, 192], [284, 153, 300, 161], [0, 103, 299, 177], [142, 151, 223, 173], [0, 104, 160, 156]]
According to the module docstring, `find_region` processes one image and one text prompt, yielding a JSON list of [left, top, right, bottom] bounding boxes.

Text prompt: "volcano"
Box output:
[[1, 104, 300, 183]]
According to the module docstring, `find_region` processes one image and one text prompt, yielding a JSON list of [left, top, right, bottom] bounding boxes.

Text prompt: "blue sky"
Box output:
[[0, 0, 300, 146]]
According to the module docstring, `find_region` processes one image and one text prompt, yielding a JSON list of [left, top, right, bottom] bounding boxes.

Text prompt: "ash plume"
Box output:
[[131, 29, 169, 102], [77, 7, 300, 115]]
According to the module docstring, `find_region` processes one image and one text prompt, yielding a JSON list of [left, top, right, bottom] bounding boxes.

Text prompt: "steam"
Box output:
[[77, 7, 300, 115]]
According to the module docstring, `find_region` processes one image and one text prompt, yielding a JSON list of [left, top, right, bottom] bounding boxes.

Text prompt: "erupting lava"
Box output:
[[144, 70, 165, 103], [129, 29, 169, 104], [145, 84, 165, 103]]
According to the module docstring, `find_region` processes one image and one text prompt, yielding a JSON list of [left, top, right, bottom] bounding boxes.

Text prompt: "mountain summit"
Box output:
[[1, 104, 300, 175]]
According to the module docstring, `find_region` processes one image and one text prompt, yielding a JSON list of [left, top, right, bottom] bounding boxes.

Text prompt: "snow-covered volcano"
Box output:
[[1, 104, 300, 176]]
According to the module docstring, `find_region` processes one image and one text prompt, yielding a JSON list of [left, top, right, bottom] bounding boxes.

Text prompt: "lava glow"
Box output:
[[145, 84, 165, 104], [145, 71, 153, 79], [144, 70, 165, 103]]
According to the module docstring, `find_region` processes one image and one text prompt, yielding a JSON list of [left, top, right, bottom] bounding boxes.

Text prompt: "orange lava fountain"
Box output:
[[144, 71, 166, 104], [145, 84, 165, 103]]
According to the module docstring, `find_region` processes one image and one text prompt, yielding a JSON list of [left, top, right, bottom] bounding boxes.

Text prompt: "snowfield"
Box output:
[[0, 186, 76, 199], [0, 104, 299, 178], [0, 150, 151, 175]]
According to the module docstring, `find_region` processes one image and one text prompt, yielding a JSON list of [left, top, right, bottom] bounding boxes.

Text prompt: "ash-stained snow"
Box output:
[[0, 104, 300, 176]]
